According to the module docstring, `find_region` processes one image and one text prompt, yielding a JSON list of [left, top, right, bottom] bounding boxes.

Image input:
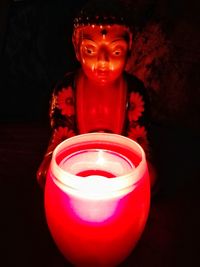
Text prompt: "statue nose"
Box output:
[[97, 61, 108, 71], [98, 47, 109, 63]]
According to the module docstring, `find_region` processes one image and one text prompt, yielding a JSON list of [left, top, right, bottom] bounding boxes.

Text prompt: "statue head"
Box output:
[[72, 0, 138, 84]]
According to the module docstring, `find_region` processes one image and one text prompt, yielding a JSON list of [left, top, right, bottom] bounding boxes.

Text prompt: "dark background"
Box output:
[[0, 0, 85, 122], [0, 1, 199, 266]]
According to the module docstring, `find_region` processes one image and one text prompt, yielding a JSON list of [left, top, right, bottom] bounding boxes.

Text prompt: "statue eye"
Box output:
[[87, 48, 93, 54], [112, 47, 126, 56], [83, 46, 96, 56], [111, 42, 127, 57], [113, 50, 121, 56]]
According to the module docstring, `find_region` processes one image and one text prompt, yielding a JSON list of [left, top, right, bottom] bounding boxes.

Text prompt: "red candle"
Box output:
[[45, 133, 150, 266]]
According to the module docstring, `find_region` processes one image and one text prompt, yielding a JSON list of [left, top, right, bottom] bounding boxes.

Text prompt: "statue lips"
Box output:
[[96, 69, 110, 79]]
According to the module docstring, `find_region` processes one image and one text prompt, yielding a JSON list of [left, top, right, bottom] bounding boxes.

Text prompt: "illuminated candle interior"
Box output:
[[59, 149, 134, 177]]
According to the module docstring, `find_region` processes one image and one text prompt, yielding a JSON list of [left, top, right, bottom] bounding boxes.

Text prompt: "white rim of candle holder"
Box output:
[[50, 133, 148, 199]]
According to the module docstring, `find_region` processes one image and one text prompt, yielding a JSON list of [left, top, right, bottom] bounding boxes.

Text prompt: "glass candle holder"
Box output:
[[44, 133, 150, 266]]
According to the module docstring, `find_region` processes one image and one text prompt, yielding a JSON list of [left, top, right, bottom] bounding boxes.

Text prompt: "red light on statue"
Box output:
[[45, 133, 150, 266]]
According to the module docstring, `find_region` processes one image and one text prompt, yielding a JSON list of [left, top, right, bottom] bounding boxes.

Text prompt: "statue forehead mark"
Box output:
[[100, 28, 108, 35]]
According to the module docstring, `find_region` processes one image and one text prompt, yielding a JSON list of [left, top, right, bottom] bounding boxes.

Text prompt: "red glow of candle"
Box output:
[[45, 133, 150, 266]]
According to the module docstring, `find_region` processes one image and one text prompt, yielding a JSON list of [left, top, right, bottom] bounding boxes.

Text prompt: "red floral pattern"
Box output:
[[57, 86, 75, 116], [128, 92, 144, 121], [128, 125, 149, 153]]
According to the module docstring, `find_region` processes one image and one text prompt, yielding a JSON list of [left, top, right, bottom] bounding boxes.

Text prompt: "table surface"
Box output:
[[0, 121, 199, 267]]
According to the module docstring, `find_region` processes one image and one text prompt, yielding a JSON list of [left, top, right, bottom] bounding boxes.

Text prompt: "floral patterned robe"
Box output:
[[47, 70, 151, 159]]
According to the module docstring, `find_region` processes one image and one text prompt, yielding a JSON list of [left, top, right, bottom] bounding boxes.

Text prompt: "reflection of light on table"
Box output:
[[45, 133, 150, 266]]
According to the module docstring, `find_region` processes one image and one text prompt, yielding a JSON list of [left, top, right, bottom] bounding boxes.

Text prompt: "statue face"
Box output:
[[74, 25, 132, 85]]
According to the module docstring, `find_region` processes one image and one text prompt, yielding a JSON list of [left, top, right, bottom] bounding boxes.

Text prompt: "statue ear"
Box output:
[[72, 30, 81, 61]]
